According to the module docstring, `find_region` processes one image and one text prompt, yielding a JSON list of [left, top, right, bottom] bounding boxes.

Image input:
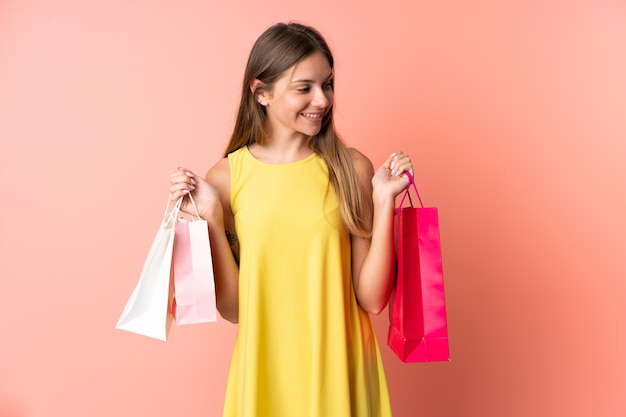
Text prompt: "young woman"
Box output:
[[169, 22, 413, 417]]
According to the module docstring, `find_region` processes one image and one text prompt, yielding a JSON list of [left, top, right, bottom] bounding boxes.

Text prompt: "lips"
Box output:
[[301, 112, 323, 120]]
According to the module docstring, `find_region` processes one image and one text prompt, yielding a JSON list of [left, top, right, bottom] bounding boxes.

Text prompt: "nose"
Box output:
[[312, 87, 331, 108]]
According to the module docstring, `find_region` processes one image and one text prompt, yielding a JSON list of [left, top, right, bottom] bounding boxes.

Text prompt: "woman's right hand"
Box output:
[[169, 167, 223, 223]]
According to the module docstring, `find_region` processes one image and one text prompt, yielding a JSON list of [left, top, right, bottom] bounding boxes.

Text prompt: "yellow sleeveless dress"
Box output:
[[223, 147, 392, 417]]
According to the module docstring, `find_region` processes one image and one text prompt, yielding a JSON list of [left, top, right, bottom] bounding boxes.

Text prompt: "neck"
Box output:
[[249, 136, 313, 164]]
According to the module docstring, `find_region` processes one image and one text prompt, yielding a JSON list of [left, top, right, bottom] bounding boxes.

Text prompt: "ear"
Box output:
[[250, 79, 269, 106]]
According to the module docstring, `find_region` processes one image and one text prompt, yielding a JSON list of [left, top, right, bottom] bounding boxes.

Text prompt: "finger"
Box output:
[[170, 169, 197, 187], [382, 152, 396, 171], [390, 153, 413, 177], [172, 181, 196, 192], [393, 162, 413, 177], [392, 152, 409, 164], [170, 166, 187, 178], [169, 178, 196, 199], [170, 167, 196, 176]]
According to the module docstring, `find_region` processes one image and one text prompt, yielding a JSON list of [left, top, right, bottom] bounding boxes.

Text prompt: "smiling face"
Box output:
[[257, 51, 334, 141]]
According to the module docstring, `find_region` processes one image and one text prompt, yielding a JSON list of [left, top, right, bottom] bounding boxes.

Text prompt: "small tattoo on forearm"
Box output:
[[226, 231, 237, 247]]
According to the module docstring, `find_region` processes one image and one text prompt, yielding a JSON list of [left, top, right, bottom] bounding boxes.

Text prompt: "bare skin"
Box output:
[[169, 149, 412, 322], [169, 51, 413, 322]]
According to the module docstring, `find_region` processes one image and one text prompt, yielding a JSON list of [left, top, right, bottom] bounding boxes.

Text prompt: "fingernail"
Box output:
[[185, 171, 194, 177], [390, 161, 395, 171], [190, 178, 196, 185], [390, 152, 397, 157], [182, 189, 190, 194], [189, 185, 195, 190]]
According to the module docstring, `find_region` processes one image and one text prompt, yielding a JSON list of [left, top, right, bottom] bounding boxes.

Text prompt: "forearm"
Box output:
[[354, 197, 396, 315], [206, 219, 240, 323]]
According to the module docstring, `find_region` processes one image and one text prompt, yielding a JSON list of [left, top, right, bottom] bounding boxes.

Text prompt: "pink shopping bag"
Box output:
[[387, 172, 450, 362], [172, 194, 217, 324]]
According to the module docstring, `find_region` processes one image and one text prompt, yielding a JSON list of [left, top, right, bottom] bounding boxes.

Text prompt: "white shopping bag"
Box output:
[[116, 197, 182, 341]]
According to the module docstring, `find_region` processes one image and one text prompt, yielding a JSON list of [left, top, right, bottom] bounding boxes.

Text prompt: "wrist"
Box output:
[[203, 213, 224, 228], [372, 188, 396, 210]]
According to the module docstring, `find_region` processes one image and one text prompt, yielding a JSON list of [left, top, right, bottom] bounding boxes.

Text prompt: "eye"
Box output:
[[324, 81, 334, 90], [297, 86, 311, 93]]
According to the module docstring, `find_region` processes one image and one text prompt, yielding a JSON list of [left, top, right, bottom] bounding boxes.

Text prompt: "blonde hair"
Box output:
[[224, 22, 372, 237]]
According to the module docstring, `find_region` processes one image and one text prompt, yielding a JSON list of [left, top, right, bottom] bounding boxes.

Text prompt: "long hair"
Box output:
[[225, 22, 372, 237]]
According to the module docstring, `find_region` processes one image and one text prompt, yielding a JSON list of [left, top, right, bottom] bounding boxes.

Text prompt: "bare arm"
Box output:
[[170, 159, 240, 323], [350, 150, 412, 315], [205, 159, 240, 323]]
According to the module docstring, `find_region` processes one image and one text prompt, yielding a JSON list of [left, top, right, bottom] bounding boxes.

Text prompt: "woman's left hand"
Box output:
[[371, 151, 414, 202]]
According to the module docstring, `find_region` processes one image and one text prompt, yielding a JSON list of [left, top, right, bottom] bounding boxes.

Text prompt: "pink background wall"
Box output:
[[2, 1, 625, 416]]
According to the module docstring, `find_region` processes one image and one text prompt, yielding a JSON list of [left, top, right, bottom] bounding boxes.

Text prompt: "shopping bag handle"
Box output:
[[163, 195, 184, 226], [186, 192, 202, 221], [398, 171, 424, 208], [163, 193, 202, 223]]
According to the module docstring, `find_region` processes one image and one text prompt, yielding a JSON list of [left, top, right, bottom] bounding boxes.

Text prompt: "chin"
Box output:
[[299, 126, 323, 137]]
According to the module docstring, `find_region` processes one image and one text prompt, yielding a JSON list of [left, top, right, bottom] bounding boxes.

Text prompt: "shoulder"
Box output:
[[348, 147, 374, 180], [205, 157, 230, 192]]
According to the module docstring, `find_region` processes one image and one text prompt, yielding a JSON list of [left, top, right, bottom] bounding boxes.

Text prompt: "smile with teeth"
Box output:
[[301, 112, 322, 119]]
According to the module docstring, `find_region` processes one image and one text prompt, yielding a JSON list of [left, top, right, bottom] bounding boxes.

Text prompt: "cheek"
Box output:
[[283, 95, 307, 111], [281, 96, 308, 113]]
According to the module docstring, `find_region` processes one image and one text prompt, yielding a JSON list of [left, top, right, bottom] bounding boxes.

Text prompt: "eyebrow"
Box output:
[[290, 73, 334, 84]]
